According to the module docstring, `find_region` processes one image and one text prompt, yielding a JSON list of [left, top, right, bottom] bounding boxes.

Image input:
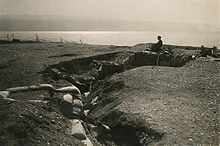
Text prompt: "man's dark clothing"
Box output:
[[152, 40, 163, 52]]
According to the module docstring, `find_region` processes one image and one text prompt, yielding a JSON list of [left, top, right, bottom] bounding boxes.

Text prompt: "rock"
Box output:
[[60, 94, 82, 118], [63, 94, 73, 103], [81, 138, 93, 146], [73, 99, 83, 108], [0, 91, 10, 98], [84, 91, 90, 98], [70, 119, 87, 140], [91, 96, 99, 105], [72, 107, 83, 116], [89, 124, 100, 138], [7, 86, 29, 93], [56, 86, 81, 99], [29, 84, 55, 91], [84, 110, 90, 117], [101, 123, 110, 130], [60, 94, 74, 118]]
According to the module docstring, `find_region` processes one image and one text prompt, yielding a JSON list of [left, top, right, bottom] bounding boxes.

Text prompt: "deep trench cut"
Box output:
[[44, 51, 192, 93], [41, 51, 194, 145], [93, 109, 165, 146]]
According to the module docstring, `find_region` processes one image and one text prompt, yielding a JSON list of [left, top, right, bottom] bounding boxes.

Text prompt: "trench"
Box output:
[[42, 51, 193, 145], [43, 51, 192, 93]]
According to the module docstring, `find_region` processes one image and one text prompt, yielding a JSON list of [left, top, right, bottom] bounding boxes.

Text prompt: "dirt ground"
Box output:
[[0, 43, 132, 89], [0, 42, 219, 145], [102, 58, 220, 145]]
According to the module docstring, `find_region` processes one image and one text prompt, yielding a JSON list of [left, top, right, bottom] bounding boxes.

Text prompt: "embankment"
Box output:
[[42, 49, 201, 145]]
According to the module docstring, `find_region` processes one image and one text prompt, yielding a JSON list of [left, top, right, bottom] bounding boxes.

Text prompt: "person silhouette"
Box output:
[[149, 36, 163, 66], [151, 36, 163, 52]]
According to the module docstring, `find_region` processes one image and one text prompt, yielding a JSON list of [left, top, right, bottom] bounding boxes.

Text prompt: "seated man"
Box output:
[[200, 45, 214, 57], [151, 36, 163, 52]]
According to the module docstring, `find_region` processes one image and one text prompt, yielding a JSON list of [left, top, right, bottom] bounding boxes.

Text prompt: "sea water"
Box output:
[[0, 31, 219, 48]]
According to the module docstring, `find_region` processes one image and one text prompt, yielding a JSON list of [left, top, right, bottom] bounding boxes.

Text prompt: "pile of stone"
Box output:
[[0, 84, 109, 146]]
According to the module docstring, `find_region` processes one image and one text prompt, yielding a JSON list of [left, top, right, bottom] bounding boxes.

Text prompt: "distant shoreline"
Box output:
[[0, 31, 219, 48], [0, 39, 213, 50]]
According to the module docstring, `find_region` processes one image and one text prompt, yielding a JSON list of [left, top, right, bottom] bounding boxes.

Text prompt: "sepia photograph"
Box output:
[[0, 0, 219, 145]]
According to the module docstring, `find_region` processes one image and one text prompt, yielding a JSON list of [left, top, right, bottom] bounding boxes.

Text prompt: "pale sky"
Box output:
[[0, 0, 219, 28]]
